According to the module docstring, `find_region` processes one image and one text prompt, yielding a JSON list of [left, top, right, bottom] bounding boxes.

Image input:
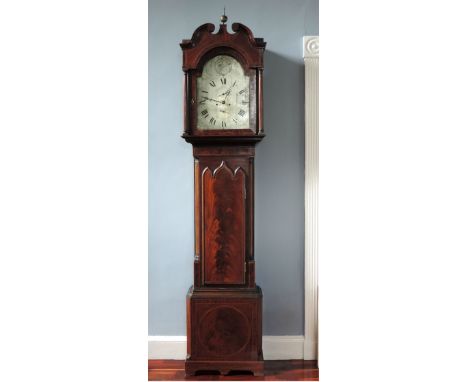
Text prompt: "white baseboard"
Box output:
[[148, 335, 305, 360], [148, 336, 187, 360]]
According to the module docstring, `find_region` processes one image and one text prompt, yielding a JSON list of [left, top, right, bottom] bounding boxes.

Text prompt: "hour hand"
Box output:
[[218, 89, 231, 97], [218, 81, 236, 97], [201, 96, 221, 103]]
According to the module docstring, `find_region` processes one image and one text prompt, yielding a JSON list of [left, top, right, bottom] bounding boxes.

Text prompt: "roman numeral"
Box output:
[[209, 80, 216, 87], [210, 117, 216, 125], [241, 101, 248, 105], [221, 121, 226, 128], [201, 109, 208, 116], [201, 90, 208, 94], [220, 77, 226, 85], [232, 81, 236, 87], [238, 109, 246, 117], [232, 118, 238, 124], [239, 88, 247, 94]]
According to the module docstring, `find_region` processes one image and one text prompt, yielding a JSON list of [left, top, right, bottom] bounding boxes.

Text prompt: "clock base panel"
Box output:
[[185, 286, 263, 376]]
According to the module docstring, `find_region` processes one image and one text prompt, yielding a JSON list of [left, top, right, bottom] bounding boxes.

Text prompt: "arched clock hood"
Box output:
[[180, 21, 266, 145]]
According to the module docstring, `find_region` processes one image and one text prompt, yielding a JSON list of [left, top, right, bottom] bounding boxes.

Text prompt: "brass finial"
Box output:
[[220, 7, 227, 24]]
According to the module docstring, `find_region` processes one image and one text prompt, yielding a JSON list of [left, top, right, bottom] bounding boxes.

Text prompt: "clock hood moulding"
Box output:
[[180, 23, 266, 71]]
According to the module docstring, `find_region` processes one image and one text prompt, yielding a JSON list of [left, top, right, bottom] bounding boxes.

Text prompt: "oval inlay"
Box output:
[[198, 306, 250, 356]]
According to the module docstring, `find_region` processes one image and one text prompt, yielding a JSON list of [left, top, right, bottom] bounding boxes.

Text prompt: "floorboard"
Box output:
[[148, 359, 319, 381]]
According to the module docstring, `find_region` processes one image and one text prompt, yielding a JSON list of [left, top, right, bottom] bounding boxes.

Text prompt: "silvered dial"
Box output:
[[197, 55, 249, 130]]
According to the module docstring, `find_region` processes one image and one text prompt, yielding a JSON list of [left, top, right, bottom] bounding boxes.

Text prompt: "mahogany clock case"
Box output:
[[181, 21, 266, 376]]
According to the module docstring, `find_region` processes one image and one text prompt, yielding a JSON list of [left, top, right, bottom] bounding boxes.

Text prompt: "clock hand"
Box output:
[[218, 81, 236, 97], [218, 89, 231, 97], [201, 96, 230, 106], [202, 96, 223, 103]]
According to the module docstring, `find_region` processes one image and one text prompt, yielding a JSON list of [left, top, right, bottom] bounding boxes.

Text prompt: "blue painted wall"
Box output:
[[149, 0, 319, 336]]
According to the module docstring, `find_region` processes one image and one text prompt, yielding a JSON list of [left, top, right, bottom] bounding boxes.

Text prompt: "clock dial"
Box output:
[[197, 55, 250, 130]]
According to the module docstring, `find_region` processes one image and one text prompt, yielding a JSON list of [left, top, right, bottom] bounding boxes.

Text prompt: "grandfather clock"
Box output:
[[180, 13, 266, 377]]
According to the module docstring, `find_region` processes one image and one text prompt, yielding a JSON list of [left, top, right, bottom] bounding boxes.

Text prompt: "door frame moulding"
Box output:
[[303, 35, 319, 362]]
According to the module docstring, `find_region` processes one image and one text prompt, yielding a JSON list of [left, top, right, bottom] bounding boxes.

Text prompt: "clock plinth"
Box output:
[[185, 287, 264, 377], [181, 21, 266, 377]]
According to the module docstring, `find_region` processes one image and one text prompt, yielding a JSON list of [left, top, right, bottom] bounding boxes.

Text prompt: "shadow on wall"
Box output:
[[255, 50, 305, 334]]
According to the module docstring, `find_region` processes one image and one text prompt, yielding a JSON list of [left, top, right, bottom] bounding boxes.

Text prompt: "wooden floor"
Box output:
[[148, 360, 319, 381]]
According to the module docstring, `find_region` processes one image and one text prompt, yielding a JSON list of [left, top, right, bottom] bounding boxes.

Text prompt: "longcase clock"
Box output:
[[180, 13, 266, 377]]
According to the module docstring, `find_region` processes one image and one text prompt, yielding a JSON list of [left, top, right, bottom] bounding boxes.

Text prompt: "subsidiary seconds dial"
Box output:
[[196, 55, 249, 130]]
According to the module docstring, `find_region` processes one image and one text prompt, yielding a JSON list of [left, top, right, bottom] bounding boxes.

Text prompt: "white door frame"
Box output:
[[303, 36, 319, 361]]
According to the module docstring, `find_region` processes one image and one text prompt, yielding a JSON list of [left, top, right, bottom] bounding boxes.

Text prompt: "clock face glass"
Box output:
[[197, 55, 250, 130]]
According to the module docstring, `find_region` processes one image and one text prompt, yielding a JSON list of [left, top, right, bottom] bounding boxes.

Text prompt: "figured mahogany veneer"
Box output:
[[203, 162, 246, 285], [181, 21, 266, 377]]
